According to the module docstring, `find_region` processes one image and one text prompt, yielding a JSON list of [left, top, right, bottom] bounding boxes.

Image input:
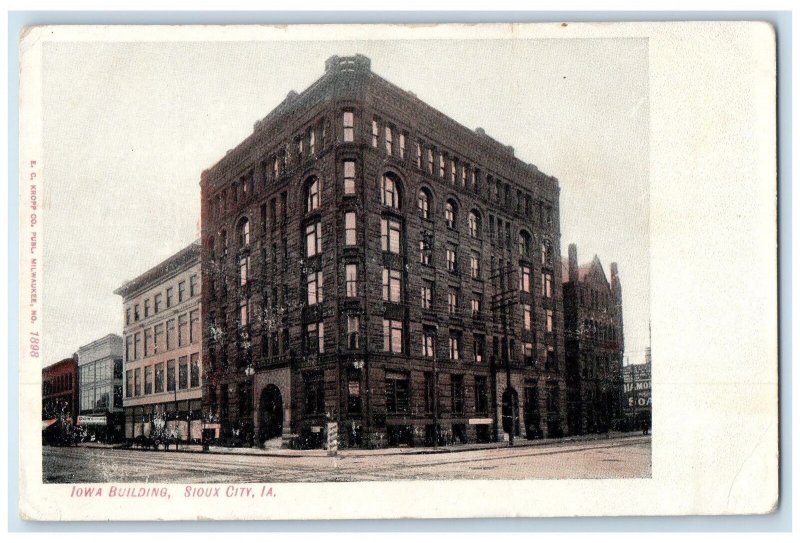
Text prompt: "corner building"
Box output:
[[201, 55, 568, 448]]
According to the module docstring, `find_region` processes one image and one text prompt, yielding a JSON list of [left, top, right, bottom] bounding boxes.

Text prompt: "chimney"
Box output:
[[568, 243, 578, 283]]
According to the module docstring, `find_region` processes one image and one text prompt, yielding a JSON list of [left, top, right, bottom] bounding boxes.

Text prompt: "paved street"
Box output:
[[43, 434, 650, 483]]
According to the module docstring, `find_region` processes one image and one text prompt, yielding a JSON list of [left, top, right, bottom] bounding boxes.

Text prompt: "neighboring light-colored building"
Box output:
[[75, 334, 124, 442], [114, 241, 203, 443]]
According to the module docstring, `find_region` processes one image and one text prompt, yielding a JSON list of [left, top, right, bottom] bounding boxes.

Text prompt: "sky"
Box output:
[[41, 35, 650, 367]]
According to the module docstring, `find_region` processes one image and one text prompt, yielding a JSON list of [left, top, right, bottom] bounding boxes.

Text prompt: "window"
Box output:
[[345, 212, 357, 246], [471, 296, 482, 318], [417, 189, 430, 219], [523, 304, 532, 330], [382, 268, 402, 303], [309, 128, 316, 156], [451, 375, 465, 414], [347, 316, 360, 350], [166, 319, 175, 350], [134, 368, 141, 396], [542, 272, 553, 298], [304, 371, 325, 415], [343, 161, 356, 194], [424, 372, 435, 413], [134, 304, 140, 322], [125, 336, 132, 361], [144, 299, 151, 318], [371, 118, 379, 147], [178, 281, 186, 303], [125, 370, 132, 398], [427, 148, 434, 174], [385, 372, 410, 414], [125, 307, 131, 325], [144, 328, 152, 357], [178, 314, 188, 347], [189, 275, 198, 297], [470, 252, 481, 279], [421, 283, 433, 310], [541, 240, 554, 267], [381, 174, 401, 209], [307, 270, 324, 305], [439, 154, 446, 177], [546, 346, 557, 371], [399, 133, 406, 159], [155, 362, 164, 393], [134, 332, 141, 360], [345, 264, 358, 297], [381, 218, 401, 254], [385, 125, 393, 155], [520, 265, 531, 293], [144, 366, 153, 395], [445, 201, 456, 229], [306, 322, 325, 354], [189, 310, 199, 344], [519, 231, 532, 257], [239, 299, 250, 327], [419, 233, 433, 266], [343, 111, 354, 142], [190, 353, 200, 388], [154, 293, 162, 313], [450, 159, 457, 184], [449, 334, 461, 360], [448, 290, 458, 314], [239, 255, 250, 286], [524, 342, 535, 365], [422, 329, 436, 358], [468, 211, 480, 238], [331, 367, 356, 418], [382, 319, 404, 353], [475, 376, 489, 413], [306, 221, 322, 257], [546, 309, 554, 332], [474, 335, 485, 363], [446, 247, 457, 273], [306, 177, 321, 213], [416, 142, 422, 168]]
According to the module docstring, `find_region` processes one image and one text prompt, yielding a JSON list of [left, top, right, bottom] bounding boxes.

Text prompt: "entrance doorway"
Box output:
[[501, 388, 520, 437], [259, 385, 283, 444]]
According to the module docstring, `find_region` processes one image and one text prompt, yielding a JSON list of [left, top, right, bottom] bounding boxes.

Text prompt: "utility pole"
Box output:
[[490, 260, 518, 446]]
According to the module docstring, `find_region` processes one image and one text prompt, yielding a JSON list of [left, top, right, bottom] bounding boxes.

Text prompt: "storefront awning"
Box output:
[[42, 419, 58, 430]]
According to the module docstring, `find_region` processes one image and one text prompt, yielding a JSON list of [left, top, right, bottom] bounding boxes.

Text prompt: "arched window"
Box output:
[[518, 231, 532, 257], [468, 211, 481, 238], [305, 176, 321, 213], [417, 189, 431, 219], [445, 199, 458, 229], [237, 217, 250, 247], [381, 173, 401, 209]]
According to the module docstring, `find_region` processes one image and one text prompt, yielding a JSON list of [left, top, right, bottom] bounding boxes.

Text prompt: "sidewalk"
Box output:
[[81, 430, 648, 458]]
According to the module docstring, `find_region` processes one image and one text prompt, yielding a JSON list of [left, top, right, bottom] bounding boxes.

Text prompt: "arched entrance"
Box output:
[[502, 388, 520, 437], [259, 385, 283, 444]]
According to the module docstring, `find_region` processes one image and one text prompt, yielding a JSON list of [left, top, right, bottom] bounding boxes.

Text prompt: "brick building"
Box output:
[[200, 54, 568, 448], [562, 244, 624, 434], [42, 357, 78, 424], [114, 242, 203, 442]]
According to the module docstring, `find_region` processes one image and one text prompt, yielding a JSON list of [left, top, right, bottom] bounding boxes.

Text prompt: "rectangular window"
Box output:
[[304, 371, 325, 415], [416, 142, 422, 168], [144, 366, 153, 395], [475, 376, 489, 414], [546, 346, 557, 371], [385, 372, 410, 414], [546, 309, 554, 332], [347, 315, 360, 350], [144, 328, 152, 357], [144, 299, 151, 318], [155, 362, 164, 393], [471, 296, 482, 318], [134, 332, 141, 360], [345, 212, 357, 245], [343, 111, 354, 142], [167, 360, 176, 391], [134, 368, 141, 396], [178, 314, 188, 347], [399, 133, 406, 159], [347, 369, 362, 414], [307, 270, 324, 305], [427, 148, 434, 174], [125, 370, 132, 398], [419, 237, 432, 266], [448, 290, 458, 314], [345, 264, 358, 298], [424, 372, 435, 413], [134, 304, 140, 321], [380, 218, 401, 254], [449, 334, 461, 360], [524, 342, 535, 365], [470, 253, 481, 279], [260, 203, 267, 232], [447, 248, 457, 272], [382, 319, 404, 353], [125, 307, 131, 325], [422, 329, 436, 358], [239, 299, 249, 327], [450, 159, 456, 184], [343, 161, 356, 194], [421, 283, 433, 310], [309, 128, 316, 155], [178, 356, 189, 389], [178, 281, 186, 303], [520, 265, 531, 293], [190, 353, 200, 388], [385, 125, 393, 155], [371, 118, 379, 147], [190, 310, 200, 344], [154, 294, 163, 314], [474, 335, 485, 363], [239, 256, 250, 286], [306, 322, 324, 354], [523, 304, 532, 330], [166, 319, 175, 350], [382, 268, 402, 303], [306, 221, 322, 257], [543, 272, 553, 298], [125, 335, 132, 361], [439, 153, 446, 177], [190, 274, 198, 297], [451, 375, 465, 414]]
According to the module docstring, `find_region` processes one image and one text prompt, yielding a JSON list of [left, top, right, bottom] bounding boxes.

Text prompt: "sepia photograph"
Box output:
[[17, 21, 776, 521]]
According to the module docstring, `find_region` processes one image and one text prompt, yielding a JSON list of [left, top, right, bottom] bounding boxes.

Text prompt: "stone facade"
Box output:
[[562, 244, 625, 434], [200, 54, 569, 448]]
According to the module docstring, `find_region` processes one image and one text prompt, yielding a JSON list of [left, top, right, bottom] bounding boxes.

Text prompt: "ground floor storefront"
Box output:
[[123, 400, 204, 443]]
